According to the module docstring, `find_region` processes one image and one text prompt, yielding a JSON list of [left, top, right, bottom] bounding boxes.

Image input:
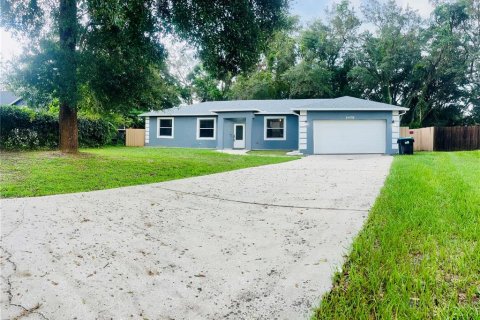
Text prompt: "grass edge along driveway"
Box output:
[[0, 147, 298, 198], [312, 151, 480, 320]]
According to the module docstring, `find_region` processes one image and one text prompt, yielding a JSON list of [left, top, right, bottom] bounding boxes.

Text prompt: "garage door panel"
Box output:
[[313, 120, 386, 154]]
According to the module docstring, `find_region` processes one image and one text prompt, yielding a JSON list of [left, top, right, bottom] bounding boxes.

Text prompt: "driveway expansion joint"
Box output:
[[155, 186, 369, 212]]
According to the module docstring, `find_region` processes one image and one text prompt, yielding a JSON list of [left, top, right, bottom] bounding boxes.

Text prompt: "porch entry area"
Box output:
[[221, 118, 247, 149], [216, 112, 255, 150]]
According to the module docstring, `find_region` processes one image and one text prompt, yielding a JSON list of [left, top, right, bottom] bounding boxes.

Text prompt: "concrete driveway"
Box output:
[[1, 155, 392, 320]]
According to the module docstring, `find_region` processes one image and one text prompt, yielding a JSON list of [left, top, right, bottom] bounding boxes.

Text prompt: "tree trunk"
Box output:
[[58, 0, 78, 153], [59, 103, 78, 152]]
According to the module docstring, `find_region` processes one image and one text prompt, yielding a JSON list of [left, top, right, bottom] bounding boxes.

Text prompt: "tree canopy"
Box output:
[[2, 0, 479, 139], [1, 0, 288, 151], [225, 0, 480, 127]]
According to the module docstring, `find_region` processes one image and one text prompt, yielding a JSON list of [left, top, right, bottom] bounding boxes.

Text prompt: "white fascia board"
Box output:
[[256, 112, 296, 115], [10, 98, 23, 105], [210, 109, 261, 113], [139, 113, 216, 117], [291, 107, 409, 112]]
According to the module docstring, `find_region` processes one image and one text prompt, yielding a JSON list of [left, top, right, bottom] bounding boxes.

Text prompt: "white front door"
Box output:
[[233, 124, 246, 149], [313, 120, 386, 154]]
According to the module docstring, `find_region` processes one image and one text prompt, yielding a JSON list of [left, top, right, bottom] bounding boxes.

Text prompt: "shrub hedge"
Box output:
[[0, 105, 117, 150]]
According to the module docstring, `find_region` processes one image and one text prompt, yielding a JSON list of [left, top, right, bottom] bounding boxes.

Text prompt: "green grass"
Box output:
[[0, 146, 298, 198], [247, 149, 297, 157], [313, 151, 480, 320]]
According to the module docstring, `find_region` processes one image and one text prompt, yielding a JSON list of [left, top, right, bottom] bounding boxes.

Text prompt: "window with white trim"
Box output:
[[197, 118, 216, 139], [157, 117, 174, 138], [264, 117, 286, 140]]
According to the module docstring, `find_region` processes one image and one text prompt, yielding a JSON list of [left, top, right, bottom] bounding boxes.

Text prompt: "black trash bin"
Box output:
[[397, 137, 414, 155]]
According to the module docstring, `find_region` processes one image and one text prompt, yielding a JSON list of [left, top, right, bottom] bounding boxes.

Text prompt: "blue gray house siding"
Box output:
[[251, 115, 298, 150], [147, 116, 217, 148], [141, 97, 407, 154], [147, 113, 298, 151], [301, 111, 395, 155]]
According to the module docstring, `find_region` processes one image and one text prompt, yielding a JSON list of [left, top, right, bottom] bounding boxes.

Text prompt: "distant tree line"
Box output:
[[187, 0, 480, 127]]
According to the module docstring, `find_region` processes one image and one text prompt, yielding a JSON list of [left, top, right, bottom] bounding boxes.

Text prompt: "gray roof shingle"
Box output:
[[139, 96, 408, 116], [0, 91, 23, 105]]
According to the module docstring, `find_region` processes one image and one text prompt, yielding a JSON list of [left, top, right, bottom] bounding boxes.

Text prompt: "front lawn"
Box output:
[[313, 151, 480, 319], [0, 147, 298, 198], [247, 150, 297, 156]]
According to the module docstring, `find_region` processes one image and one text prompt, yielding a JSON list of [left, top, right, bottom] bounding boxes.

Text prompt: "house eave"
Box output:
[[256, 111, 297, 115], [139, 109, 292, 117], [291, 107, 409, 112], [210, 109, 261, 113], [139, 113, 216, 117], [10, 98, 23, 105]]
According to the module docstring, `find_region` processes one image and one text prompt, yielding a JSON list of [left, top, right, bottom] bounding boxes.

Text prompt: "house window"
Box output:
[[197, 118, 216, 140], [264, 116, 286, 140], [157, 117, 174, 138]]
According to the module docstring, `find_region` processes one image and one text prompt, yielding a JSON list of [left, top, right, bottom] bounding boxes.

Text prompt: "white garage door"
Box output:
[[313, 120, 386, 154]]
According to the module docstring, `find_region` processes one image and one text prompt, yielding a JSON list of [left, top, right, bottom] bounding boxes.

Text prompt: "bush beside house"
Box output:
[[0, 106, 117, 150]]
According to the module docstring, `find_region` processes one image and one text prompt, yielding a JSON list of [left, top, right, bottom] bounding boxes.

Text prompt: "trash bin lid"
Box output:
[[397, 137, 415, 143]]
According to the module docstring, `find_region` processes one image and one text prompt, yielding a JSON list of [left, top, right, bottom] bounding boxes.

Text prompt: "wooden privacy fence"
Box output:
[[400, 126, 480, 151], [415, 127, 435, 151], [434, 126, 480, 151], [400, 127, 434, 151], [126, 129, 145, 147]]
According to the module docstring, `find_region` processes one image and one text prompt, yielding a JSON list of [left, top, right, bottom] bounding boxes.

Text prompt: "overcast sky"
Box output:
[[290, 0, 433, 23], [0, 0, 435, 64]]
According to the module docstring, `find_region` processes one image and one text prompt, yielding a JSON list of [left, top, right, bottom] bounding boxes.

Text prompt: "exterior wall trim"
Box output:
[[298, 110, 307, 150], [145, 117, 150, 144], [391, 111, 400, 150], [196, 117, 217, 140], [293, 107, 408, 112], [211, 109, 261, 113], [157, 117, 175, 139], [264, 116, 287, 141]]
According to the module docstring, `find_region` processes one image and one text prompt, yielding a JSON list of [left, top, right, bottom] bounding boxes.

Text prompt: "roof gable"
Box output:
[[0, 91, 23, 105]]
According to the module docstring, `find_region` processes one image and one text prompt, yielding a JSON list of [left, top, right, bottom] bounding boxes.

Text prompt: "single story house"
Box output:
[[139, 96, 408, 155]]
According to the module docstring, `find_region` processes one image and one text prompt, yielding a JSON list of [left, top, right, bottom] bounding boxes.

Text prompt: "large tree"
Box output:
[[349, 0, 478, 127], [1, 0, 288, 152], [348, 0, 424, 109], [225, 0, 479, 126], [187, 64, 226, 102], [285, 0, 360, 98], [402, 0, 474, 126], [229, 0, 361, 100]]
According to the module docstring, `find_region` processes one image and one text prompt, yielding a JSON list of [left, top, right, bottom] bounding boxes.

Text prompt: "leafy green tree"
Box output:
[[348, 0, 424, 106], [348, 0, 478, 127], [228, 16, 299, 100], [229, 1, 361, 100], [283, 61, 333, 98], [218, 0, 479, 127], [284, 0, 360, 98], [1, 0, 288, 152], [229, 0, 360, 99], [228, 71, 279, 100], [462, 0, 480, 124], [187, 65, 226, 102], [402, 0, 473, 126]]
